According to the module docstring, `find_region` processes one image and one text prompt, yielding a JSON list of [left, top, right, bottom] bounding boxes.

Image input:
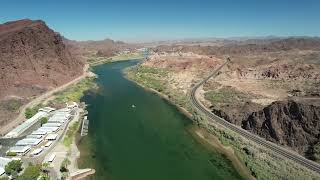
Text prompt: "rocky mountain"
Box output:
[[153, 37, 320, 56], [0, 19, 83, 99], [64, 38, 137, 58], [145, 37, 320, 159], [210, 99, 320, 155], [0, 19, 83, 128]]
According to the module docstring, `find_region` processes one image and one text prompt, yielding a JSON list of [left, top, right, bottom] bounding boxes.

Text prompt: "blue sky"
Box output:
[[1, 0, 319, 42]]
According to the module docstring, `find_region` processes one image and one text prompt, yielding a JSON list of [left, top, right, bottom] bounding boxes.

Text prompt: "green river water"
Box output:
[[78, 60, 243, 180]]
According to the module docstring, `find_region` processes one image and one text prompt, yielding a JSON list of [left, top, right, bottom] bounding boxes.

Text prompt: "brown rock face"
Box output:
[[0, 19, 84, 99], [242, 100, 320, 154], [212, 100, 320, 155]]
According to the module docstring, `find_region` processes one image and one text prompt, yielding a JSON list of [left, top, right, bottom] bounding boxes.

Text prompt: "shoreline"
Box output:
[[123, 68, 254, 180]]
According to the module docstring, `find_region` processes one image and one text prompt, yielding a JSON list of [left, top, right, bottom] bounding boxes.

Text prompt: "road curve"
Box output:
[[190, 59, 320, 173]]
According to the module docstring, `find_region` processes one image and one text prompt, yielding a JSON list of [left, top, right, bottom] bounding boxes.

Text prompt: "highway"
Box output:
[[190, 59, 320, 173]]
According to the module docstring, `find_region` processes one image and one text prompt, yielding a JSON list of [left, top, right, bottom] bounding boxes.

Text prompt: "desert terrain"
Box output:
[[134, 37, 320, 160], [0, 19, 84, 134]]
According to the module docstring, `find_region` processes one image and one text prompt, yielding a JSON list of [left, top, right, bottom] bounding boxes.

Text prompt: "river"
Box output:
[[78, 60, 243, 180]]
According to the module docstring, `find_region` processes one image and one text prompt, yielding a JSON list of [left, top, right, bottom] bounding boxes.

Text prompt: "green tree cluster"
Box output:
[[4, 160, 22, 176], [25, 107, 37, 119], [17, 164, 41, 180], [40, 117, 48, 126]]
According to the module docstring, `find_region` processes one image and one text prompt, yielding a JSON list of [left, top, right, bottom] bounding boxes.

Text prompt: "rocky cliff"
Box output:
[[0, 19, 84, 129], [0, 19, 84, 99], [211, 100, 320, 155]]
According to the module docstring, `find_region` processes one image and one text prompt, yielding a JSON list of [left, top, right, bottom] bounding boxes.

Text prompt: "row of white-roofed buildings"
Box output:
[[6, 104, 76, 157]]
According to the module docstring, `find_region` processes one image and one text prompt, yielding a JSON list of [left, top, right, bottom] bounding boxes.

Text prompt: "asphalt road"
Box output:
[[190, 60, 320, 173]]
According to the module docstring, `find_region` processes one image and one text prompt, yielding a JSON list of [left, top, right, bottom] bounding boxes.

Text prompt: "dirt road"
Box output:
[[0, 64, 90, 135]]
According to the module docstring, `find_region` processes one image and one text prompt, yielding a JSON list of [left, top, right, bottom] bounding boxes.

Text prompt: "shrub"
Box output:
[[5, 160, 22, 175], [17, 164, 41, 180], [6, 152, 17, 156], [25, 107, 37, 119], [40, 117, 48, 126]]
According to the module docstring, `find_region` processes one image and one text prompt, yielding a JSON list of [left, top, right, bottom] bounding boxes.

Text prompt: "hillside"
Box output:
[[0, 19, 84, 128], [64, 38, 138, 58], [129, 37, 320, 160]]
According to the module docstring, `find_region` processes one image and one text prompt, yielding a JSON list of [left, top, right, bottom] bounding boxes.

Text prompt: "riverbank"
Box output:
[[88, 52, 144, 66], [124, 66, 254, 180], [124, 64, 320, 179], [77, 60, 244, 180]]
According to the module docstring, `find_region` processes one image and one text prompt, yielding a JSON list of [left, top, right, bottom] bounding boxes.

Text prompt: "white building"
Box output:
[[5, 111, 48, 138], [30, 148, 43, 156], [42, 123, 62, 127], [38, 127, 59, 133], [39, 107, 56, 113], [66, 102, 78, 109], [44, 141, 53, 147], [8, 146, 31, 156], [26, 134, 43, 139], [0, 157, 12, 176], [31, 130, 47, 136], [45, 134, 58, 141], [15, 138, 43, 146], [43, 153, 56, 163]]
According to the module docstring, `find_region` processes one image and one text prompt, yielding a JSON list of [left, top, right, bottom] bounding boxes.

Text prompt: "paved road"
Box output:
[[190, 59, 320, 173]]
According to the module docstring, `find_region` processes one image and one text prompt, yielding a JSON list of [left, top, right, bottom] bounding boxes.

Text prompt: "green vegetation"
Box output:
[[5, 160, 22, 176], [126, 64, 320, 180], [126, 66, 193, 112], [204, 86, 250, 104], [40, 117, 48, 126], [60, 158, 71, 179], [63, 121, 80, 147], [52, 77, 96, 104], [6, 152, 17, 156], [25, 107, 37, 119], [17, 164, 41, 180], [0, 177, 9, 180], [25, 104, 42, 119], [126, 66, 168, 92], [39, 163, 51, 180]]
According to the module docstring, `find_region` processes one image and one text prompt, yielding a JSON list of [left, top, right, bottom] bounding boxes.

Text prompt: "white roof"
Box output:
[[31, 148, 43, 155], [39, 107, 56, 113], [38, 127, 59, 133], [48, 116, 67, 122], [46, 134, 58, 140], [16, 138, 42, 146], [0, 157, 12, 168], [42, 123, 61, 127], [0, 167, 4, 176], [44, 153, 56, 163], [9, 146, 31, 153], [44, 141, 53, 147], [31, 130, 47, 135], [55, 108, 71, 113], [26, 134, 43, 139], [5, 111, 47, 138], [66, 102, 78, 108]]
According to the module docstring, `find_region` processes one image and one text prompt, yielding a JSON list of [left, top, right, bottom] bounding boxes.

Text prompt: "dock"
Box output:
[[80, 116, 89, 136]]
